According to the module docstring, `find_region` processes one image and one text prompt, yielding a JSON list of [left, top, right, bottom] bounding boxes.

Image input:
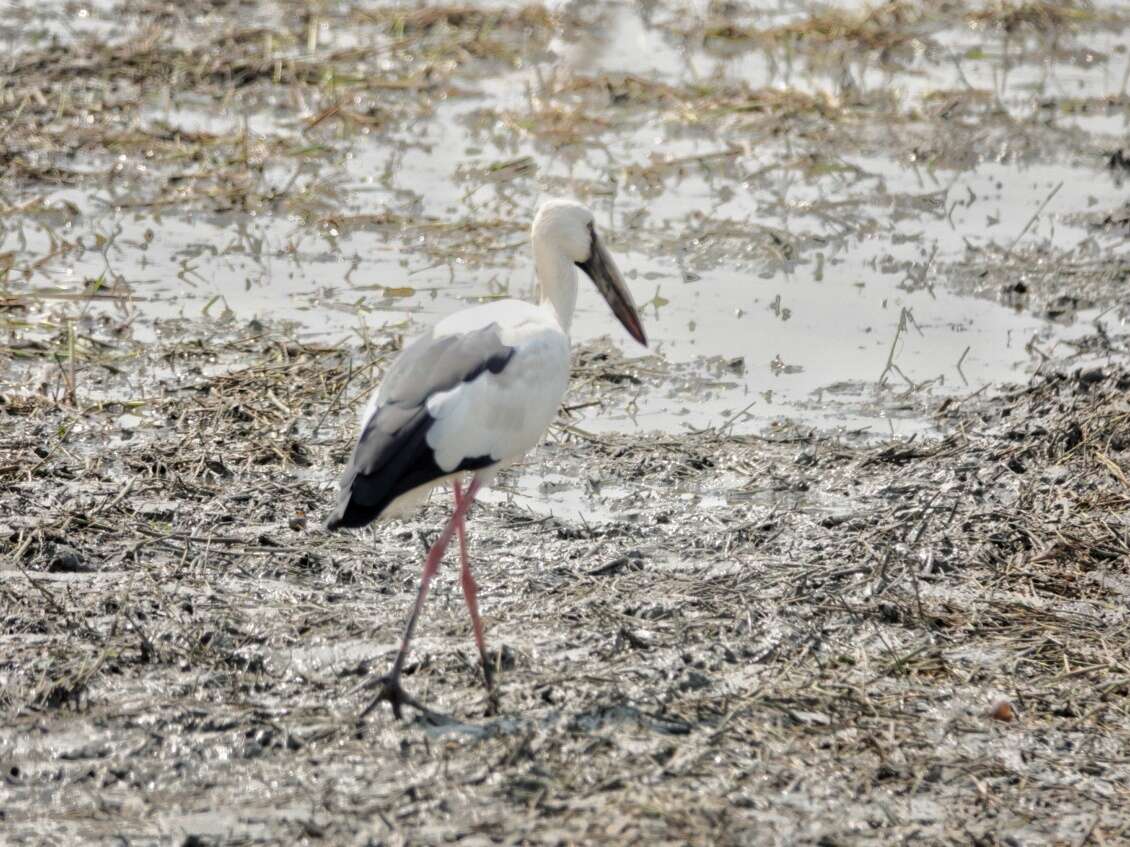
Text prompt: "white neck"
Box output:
[[534, 244, 578, 335]]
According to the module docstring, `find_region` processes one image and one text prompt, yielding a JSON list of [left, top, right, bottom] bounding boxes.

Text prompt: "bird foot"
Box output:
[[478, 658, 501, 716], [484, 687, 500, 717], [359, 674, 426, 721], [358, 674, 456, 726]]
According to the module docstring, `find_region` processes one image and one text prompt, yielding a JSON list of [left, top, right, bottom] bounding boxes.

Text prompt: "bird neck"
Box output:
[[534, 248, 578, 335]]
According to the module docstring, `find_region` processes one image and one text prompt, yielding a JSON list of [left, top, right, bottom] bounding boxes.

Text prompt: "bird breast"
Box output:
[[424, 306, 571, 472]]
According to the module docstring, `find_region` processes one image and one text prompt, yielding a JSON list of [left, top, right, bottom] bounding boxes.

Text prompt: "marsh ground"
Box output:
[[2, 0, 1130, 844]]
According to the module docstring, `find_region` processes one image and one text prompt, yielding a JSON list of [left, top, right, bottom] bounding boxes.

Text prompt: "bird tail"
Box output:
[[324, 497, 370, 531]]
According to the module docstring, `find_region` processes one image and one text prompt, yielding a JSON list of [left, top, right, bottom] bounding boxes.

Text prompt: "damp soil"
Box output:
[[3, 0, 1130, 844], [3, 323, 1130, 845]]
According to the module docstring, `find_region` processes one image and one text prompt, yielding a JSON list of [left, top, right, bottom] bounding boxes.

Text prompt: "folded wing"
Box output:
[[326, 323, 515, 530]]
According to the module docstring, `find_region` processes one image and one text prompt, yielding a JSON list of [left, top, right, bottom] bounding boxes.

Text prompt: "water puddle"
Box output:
[[4, 0, 1128, 438]]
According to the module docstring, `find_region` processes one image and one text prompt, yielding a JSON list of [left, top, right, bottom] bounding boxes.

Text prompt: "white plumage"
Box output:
[[326, 198, 647, 718], [425, 301, 570, 478]]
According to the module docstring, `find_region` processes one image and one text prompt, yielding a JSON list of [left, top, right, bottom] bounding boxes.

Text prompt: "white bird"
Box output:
[[326, 198, 647, 718]]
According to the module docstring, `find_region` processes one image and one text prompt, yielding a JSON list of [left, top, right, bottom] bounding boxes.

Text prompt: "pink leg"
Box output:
[[361, 477, 482, 720], [453, 479, 493, 692]]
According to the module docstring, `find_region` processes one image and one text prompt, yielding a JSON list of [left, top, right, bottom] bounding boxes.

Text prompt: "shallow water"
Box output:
[[4, 0, 1128, 438], [4, 8, 1130, 844]]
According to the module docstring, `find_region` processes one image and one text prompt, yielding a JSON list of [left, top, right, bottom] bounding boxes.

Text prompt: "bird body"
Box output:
[[421, 301, 571, 489], [328, 295, 572, 528], [326, 198, 647, 717]]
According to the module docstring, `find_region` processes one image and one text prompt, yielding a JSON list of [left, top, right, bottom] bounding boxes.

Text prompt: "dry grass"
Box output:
[[3, 319, 1130, 842], [966, 0, 1124, 33], [714, 0, 933, 52], [3, 0, 1130, 842], [684, 0, 1123, 47], [355, 3, 555, 34]]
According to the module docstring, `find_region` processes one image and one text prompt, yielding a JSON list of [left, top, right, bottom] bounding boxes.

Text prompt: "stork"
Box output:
[[326, 198, 647, 718]]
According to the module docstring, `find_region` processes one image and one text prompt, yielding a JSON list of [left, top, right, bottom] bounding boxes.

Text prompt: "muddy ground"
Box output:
[[4, 0, 1130, 845], [4, 323, 1130, 845]]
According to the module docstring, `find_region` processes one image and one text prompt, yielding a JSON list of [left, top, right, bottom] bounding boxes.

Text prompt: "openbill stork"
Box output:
[[326, 199, 647, 718]]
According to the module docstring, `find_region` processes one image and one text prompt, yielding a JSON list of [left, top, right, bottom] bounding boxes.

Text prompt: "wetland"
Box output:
[[3, 0, 1130, 843]]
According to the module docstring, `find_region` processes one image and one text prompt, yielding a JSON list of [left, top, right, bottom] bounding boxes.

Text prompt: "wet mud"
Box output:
[[3, 0, 1130, 844], [3, 325, 1130, 844]]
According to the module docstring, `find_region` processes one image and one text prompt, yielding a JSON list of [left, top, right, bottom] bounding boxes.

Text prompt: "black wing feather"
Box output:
[[325, 323, 515, 530]]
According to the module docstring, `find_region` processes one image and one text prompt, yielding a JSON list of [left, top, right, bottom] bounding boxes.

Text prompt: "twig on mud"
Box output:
[[1004, 181, 1063, 259], [312, 358, 358, 436], [561, 400, 603, 415], [954, 346, 971, 385], [878, 307, 919, 387], [553, 422, 602, 443], [714, 399, 758, 436]]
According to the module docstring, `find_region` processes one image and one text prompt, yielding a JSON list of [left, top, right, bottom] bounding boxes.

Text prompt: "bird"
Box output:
[[326, 198, 647, 719]]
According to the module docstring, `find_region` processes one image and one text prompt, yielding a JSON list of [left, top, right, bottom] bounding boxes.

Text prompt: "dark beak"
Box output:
[[576, 229, 647, 347]]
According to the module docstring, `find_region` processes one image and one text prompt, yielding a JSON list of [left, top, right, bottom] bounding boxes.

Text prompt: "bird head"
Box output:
[[531, 199, 648, 347]]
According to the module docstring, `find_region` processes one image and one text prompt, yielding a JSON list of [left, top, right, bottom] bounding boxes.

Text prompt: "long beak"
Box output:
[[576, 230, 648, 347]]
